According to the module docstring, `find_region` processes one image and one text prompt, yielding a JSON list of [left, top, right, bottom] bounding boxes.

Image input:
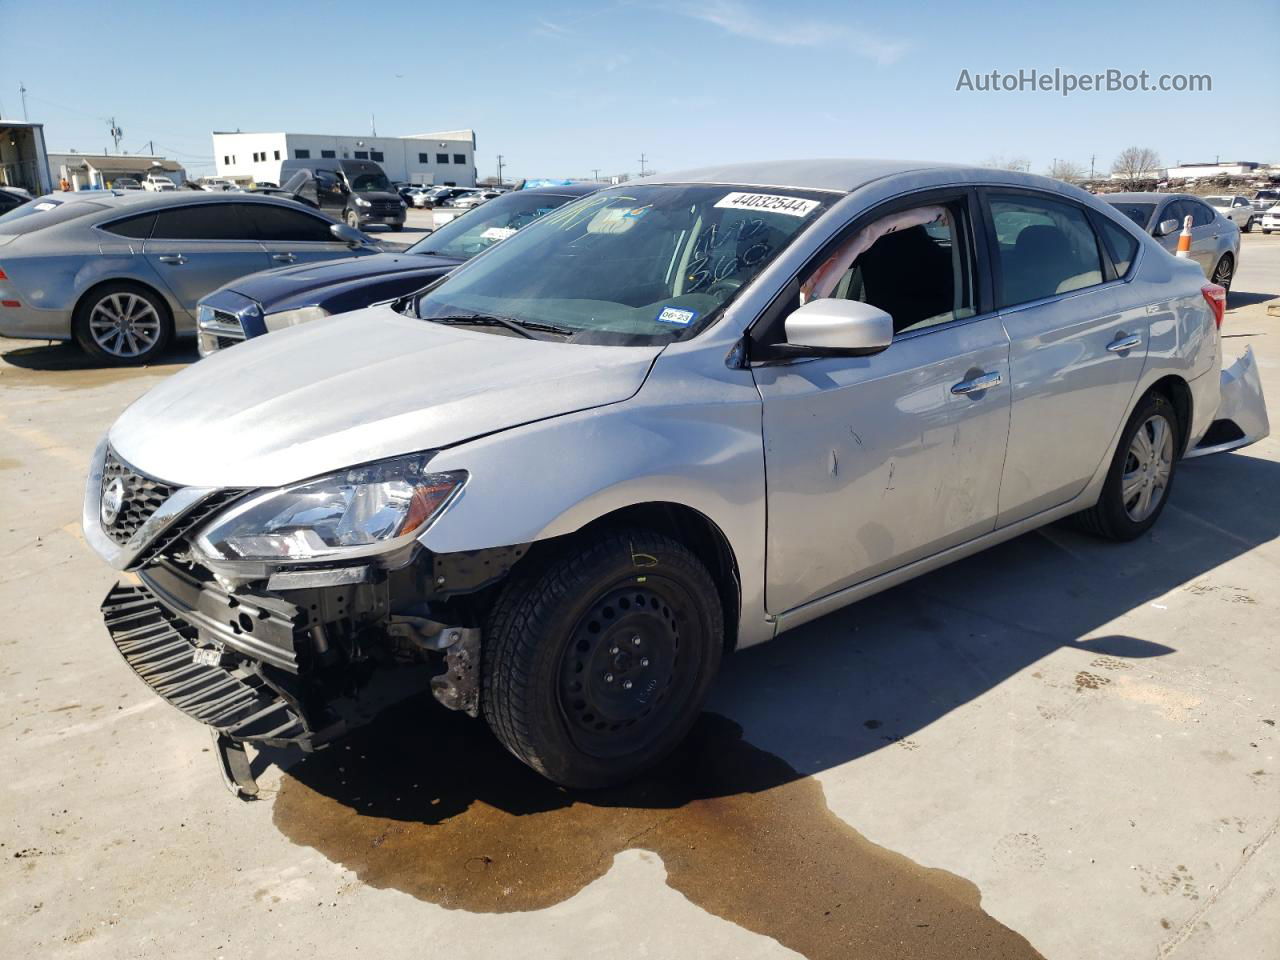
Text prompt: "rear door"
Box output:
[[142, 203, 272, 318], [983, 190, 1149, 526], [248, 202, 359, 269]]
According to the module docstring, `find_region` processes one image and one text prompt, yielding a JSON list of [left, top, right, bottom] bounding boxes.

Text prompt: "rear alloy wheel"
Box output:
[[1072, 391, 1179, 541], [1211, 254, 1234, 291], [482, 528, 724, 788], [73, 283, 171, 365]]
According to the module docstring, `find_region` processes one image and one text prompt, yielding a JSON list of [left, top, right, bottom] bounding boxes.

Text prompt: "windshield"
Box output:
[[349, 172, 391, 192], [407, 191, 581, 260], [1205, 196, 1231, 208], [1107, 201, 1156, 228], [416, 184, 831, 346]]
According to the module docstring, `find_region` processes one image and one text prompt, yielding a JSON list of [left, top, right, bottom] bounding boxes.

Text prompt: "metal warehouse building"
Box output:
[[211, 130, 477, 187]]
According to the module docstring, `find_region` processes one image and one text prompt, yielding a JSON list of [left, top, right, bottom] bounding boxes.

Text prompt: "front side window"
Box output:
[[1097, 217, 1139, 277], [800, 200, 976, 336], [988, 194, 1103, 307], [407, 191, 578, 260], [416, 184, 830, 346], [250, 204, 335, 243], [150, 203, 259, 241]]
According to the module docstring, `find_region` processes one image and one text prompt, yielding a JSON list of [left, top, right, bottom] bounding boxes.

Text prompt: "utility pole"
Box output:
[[496, 154, 505, 185], [1090, 154, 1096, 179], [591, 168, 600, 181], [371, 114, 377, 137], [19, 80, 29, 121], [147, 140, 154, 156], [638, 153, 648, 177]]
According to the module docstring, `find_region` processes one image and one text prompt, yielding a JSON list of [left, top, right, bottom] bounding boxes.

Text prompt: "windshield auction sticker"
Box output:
[[656, 306, 698, 326], [714, 192, 820, 218]]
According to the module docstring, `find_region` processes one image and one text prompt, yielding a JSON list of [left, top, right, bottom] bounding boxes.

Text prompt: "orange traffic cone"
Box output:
[[1175, 215, 1193, 258]]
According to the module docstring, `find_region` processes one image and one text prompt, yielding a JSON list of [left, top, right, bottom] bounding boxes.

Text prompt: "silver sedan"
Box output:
[[1103, 192, 1241, 290], [0, 192, 375, 364], [85, 160, 1268, 791]]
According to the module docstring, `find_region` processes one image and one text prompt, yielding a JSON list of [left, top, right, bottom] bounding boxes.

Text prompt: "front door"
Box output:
[[142, 202, 271, 319], [248, 203, 364, 269], [983, 190, 1149, 526], [754, 192, 1011, 614]]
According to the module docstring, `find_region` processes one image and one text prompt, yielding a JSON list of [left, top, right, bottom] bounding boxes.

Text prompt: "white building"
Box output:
[[210, 130, 477, 187], [1166, 161, 1261, 180]]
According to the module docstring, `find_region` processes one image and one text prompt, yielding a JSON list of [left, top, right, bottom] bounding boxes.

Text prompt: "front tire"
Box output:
[[1073, 391, 1179, 541], [345, 209, 360, 229], [482, 528, 724, 788], [390, 224, 404, 233], [72, 283, 172, 365]]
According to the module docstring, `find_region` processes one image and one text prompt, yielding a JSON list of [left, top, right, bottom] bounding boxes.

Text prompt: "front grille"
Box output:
[[134, 487, 245, 567], [102, 450, 177, 545], [368, 201, 402, 216], [101, 581, 316, 745]]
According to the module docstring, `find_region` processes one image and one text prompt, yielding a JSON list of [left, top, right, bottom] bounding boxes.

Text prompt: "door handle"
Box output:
[[1107, 333, 1142, 353], [951, 371, 1002, 395], [272, 253, 296, 263], [157, 254, 187, 265]]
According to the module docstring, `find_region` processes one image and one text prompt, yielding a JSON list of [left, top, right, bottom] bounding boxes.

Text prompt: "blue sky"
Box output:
[[2, 0, 1276, 180]]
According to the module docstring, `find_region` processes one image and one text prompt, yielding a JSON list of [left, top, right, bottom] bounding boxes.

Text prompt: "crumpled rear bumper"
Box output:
[[1186, 346, 1270, 458]]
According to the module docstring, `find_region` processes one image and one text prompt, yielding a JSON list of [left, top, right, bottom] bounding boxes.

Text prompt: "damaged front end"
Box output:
[[1186, 346, 1271, 458], [84, 441, 526, 798]]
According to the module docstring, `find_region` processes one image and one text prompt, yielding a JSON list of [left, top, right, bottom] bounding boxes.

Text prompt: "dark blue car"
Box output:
[[195, 183, 598, 355]]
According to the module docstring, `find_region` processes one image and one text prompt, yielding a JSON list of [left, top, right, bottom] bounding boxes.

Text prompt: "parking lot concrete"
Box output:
[[1, 235, 1277, 960]]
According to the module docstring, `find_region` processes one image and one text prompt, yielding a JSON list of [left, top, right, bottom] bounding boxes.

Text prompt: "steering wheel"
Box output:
[[705, 278, 743, 299]]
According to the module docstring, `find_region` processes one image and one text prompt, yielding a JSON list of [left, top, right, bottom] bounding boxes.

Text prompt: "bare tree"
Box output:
[[1111, 147, 1163, 188], [1046, 159, 1088, 183], [983, 154, 1031, 173]]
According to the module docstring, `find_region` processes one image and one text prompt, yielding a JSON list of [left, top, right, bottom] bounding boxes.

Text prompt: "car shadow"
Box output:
[[0, 340, 198, 376], [1227, 290, 1278, 308], [266, 449, 1280, 959]]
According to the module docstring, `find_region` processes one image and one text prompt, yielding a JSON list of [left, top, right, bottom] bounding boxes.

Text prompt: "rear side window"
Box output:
[[988, 194, 1104, 307], [100, 213, 156, 239], [1190, 201, 1216, 227], [150, 204, 259, 241], [1097, 217, 1140, 277], [0, 200, 106, 235], [250, 204, 335, 243]]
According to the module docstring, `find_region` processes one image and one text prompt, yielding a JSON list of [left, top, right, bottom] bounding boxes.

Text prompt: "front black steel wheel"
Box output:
[[483, 528, 724, 788]]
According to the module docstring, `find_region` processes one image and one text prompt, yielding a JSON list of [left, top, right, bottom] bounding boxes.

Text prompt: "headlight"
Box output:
[[264, 305, 329, 331], [194, 454, 465, 563], [355, 196, 371, 207]]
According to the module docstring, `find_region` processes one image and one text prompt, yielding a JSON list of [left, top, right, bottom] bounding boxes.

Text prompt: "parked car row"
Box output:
[[61, 159, 1267, 798], [1102, 192, 1242, 289]]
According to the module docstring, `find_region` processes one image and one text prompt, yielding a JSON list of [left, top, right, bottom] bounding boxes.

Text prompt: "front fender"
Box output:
[[418, 348, 773, 646]]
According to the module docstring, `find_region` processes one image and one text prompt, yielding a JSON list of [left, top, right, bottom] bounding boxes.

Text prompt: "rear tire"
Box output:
[[1211, 254, 1234, 291], [1072, 391, 1179, 541], [72, 282, 172, 365], [482, 528, 724, 788]]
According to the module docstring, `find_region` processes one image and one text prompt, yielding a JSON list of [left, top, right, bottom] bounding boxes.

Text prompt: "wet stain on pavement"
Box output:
[[274, 700, 1043, 959]]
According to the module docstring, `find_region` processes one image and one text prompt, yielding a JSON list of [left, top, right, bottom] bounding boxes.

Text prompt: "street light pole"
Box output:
[[638, 153, 648, 176], [496, 154, 505, 185]]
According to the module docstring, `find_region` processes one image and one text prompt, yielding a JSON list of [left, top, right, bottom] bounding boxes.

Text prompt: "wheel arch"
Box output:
[[72, 276, 176, 331], [1147, 374, 1193, 456]]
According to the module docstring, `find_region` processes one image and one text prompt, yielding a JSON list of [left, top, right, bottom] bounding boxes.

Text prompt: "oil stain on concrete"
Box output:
[[274, 700, 1043, 959]]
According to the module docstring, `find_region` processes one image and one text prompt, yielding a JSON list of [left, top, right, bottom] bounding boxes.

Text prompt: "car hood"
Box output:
[[108, 307, 662, 489], [227, 252, 461, 305]]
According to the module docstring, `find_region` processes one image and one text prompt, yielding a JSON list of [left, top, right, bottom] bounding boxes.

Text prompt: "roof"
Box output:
[[638, 158, 966, 193], [57, 155, 184, 174]]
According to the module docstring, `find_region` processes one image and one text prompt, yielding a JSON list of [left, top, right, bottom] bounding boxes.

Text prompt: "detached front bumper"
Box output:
[[1186, 346, 1271, 458]]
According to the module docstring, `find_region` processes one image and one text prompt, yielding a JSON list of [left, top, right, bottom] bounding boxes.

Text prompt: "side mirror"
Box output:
[[1156, 218, 1180, 237], [781, 298, 893, 357], [330, 222, 370, 246]]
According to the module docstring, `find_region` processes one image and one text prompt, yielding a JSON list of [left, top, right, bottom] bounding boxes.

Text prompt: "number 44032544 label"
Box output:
[[714, 192, 820, 218]]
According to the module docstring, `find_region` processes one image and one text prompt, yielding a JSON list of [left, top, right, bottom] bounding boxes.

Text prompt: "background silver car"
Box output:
[[1103, 192, 1241, 290], [0, 192, 375, 364]]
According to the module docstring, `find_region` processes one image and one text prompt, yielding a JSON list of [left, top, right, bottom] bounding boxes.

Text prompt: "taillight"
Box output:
[[0, 268, 8, 281], [1201, 283, 1226, 329]]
